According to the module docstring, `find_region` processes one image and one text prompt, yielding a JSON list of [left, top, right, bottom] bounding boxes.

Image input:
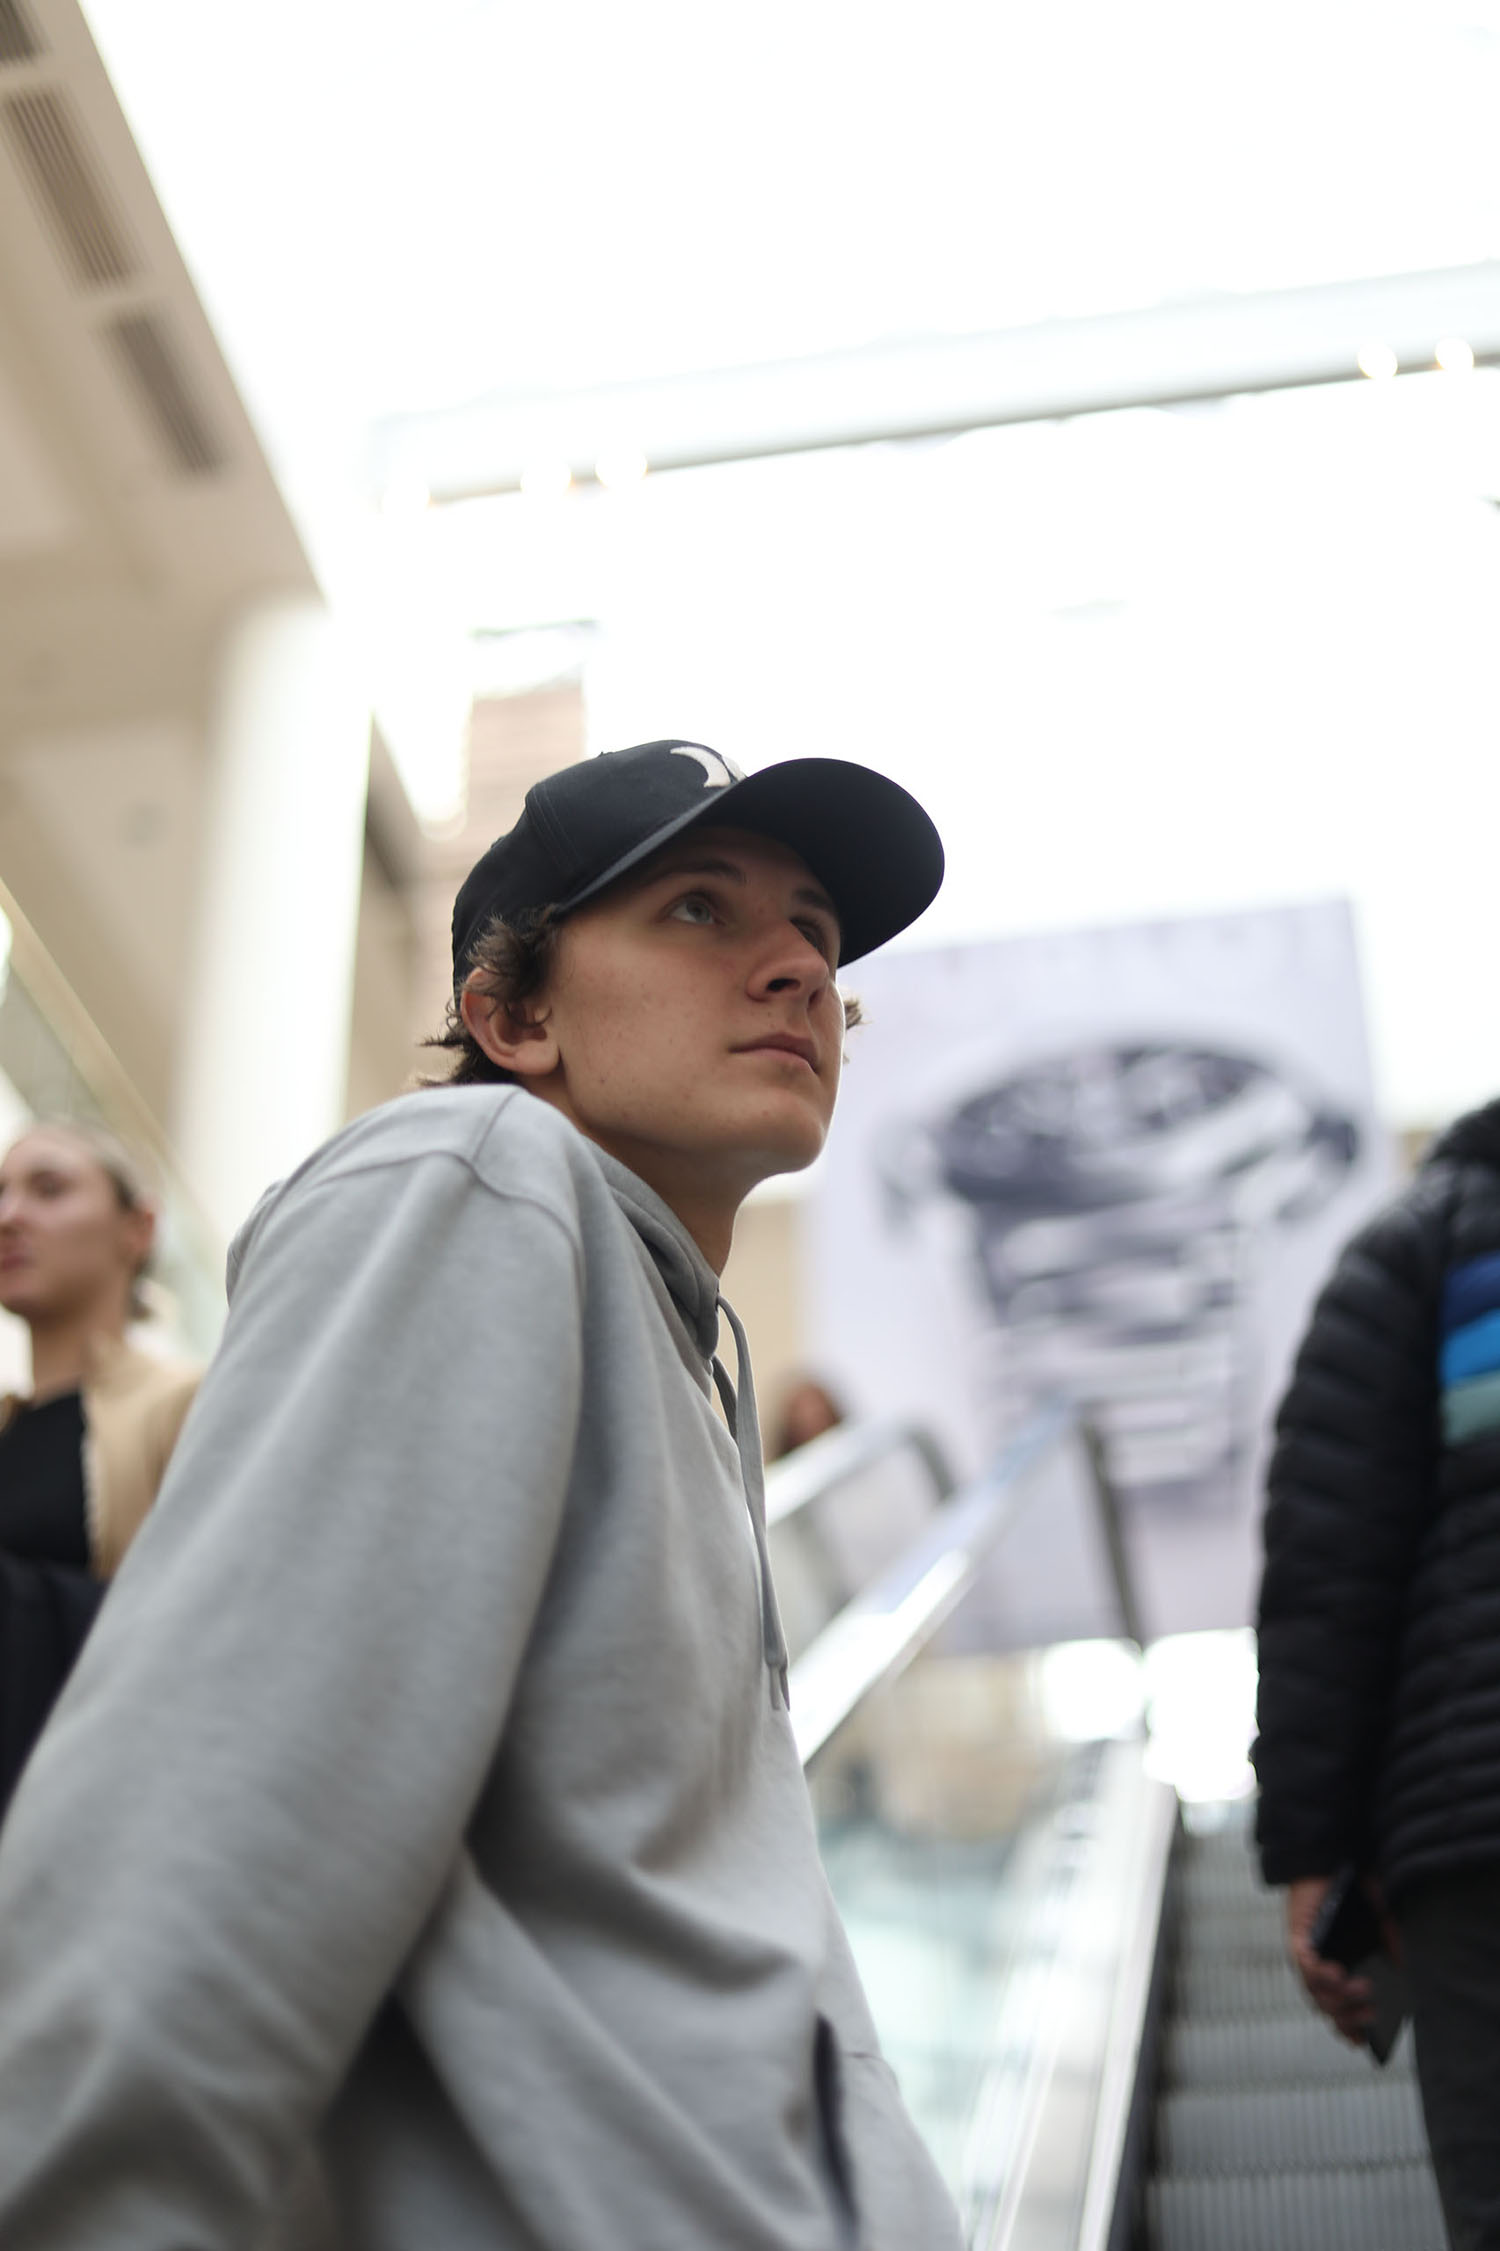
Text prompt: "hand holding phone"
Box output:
[[1301, 1865, 1408, 2064]]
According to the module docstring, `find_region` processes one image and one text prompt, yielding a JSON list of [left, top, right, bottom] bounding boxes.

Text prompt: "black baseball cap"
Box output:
[[451, 739, 944, 981]]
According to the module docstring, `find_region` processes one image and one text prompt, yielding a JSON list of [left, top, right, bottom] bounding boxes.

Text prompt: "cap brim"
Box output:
[[558, 757, 943, 965]]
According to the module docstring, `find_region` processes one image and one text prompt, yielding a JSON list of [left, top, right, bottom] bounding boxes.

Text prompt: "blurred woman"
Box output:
[[0, 1120, 200, 1811]]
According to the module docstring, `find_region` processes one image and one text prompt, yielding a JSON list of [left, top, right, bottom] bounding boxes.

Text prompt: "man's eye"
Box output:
[[669, 894, 718, 926], [797, 921, 837, 962]]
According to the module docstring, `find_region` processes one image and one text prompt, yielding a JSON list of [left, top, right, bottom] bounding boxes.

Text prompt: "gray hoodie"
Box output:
[[0, 1087, 963, 2251]]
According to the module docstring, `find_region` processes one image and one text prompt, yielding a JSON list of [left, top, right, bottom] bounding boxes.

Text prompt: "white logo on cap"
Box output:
[[670, 744, 744, 789]]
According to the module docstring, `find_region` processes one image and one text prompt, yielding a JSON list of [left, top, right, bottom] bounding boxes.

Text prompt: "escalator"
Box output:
[[770, 1409, 1445, 2251], [1142, 1813, 1442, 2251]]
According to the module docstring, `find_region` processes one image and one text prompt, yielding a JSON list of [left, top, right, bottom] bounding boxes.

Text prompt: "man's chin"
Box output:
[[742, 1123, 829, 1187]]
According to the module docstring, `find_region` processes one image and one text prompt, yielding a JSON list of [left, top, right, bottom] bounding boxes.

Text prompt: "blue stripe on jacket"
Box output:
[[1442, 1308, 1500, 1387], [1439, 1262, 1500, 1447], [1443, 1252, 1500, 1334]]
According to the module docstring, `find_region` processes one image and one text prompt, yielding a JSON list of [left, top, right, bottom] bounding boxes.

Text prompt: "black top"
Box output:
[[0, 1391, 90, 1572], [1255, 1096, 1500, 1902]]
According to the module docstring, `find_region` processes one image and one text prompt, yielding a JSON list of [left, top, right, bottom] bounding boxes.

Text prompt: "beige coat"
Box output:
[[1, 1335, 200, 1577]]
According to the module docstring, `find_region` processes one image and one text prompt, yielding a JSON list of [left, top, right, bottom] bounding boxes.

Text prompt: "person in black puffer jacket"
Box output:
[[1255, 1096, 1500, 2251]]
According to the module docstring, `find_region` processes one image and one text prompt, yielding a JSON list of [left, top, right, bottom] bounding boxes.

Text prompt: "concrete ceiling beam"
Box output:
[[373, 261, 1500, 508]]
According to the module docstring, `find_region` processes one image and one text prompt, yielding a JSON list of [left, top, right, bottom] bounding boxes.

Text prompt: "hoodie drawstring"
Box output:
[[713, 1295, 791, 1711]]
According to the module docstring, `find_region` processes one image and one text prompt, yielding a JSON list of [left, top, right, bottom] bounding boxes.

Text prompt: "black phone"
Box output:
[[1309, 1865, 1408, 2065], [1309, 1865, 1383, 1966]]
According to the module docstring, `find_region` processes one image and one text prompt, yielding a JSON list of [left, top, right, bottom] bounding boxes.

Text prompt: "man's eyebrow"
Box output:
[[641, 853, 748, 886], [792, 883, 840, 923], [640, 853, 840, 923]]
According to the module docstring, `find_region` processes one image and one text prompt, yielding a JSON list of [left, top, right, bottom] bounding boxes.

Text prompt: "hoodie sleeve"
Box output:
[[0, 1129, 584, 2250], [1252, 1180, 1444, 1885]]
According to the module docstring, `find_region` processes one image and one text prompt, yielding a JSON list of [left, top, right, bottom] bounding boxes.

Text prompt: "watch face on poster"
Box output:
[[884, 1043, 1359, 1504], [809, 902, 1391, 1638]]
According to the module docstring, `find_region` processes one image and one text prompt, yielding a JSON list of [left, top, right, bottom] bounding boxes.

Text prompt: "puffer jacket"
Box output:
[[1254, 1097, 1500, 1902]]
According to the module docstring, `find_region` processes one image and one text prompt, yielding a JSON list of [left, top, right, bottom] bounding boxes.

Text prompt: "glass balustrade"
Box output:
[[0, 885, 224, 1362]]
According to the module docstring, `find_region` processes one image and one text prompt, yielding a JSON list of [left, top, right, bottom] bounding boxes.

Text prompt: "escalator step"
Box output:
[[1147, 2161, 1445, 2251], [1157, 2078, 1429, 2175], [1176, 1866, 1272, 1918], [1179, 1825, 1257, 1868], [1177, 1917, 1290, 1970], [1171, 1955, 1310, 2020], [1176, 1845, 1264, 1896], [1164, 2012, 1414, 2089], [1182, 1810, 1253, 1852], [1180, 1893, 1283, 1936]]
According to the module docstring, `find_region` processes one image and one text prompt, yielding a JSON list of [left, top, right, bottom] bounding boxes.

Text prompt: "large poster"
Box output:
[[807, 901, 1394, 1640]]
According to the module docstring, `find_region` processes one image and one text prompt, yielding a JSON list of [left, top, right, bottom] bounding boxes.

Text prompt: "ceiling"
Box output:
[[5, 0, 1500, 1131], [80, 0, 1500, 496], [0, 0, 313, 741], [0, 0, 319, 1116]]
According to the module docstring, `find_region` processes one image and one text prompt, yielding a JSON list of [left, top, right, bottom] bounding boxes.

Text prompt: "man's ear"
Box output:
[[460, 980, 560, 1080]]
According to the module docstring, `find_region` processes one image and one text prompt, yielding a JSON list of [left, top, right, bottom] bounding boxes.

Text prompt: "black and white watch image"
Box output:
[[881, 1042, 1359, 1505]]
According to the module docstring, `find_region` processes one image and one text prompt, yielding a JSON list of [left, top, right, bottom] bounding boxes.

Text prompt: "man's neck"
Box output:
[[523, 1086, 759, 1272], [603, 1153, 741, 1273], [646, 1187, 736, 1277], [588, 1139, 748, 1274]]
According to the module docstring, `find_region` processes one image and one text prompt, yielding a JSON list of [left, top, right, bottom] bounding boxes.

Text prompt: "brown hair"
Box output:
[[421, 909, 562, 1087], [421, 902, 864, 1090]]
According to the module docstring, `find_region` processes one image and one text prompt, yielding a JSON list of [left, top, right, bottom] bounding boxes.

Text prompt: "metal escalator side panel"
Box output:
[[960, 1741, 1178, 2251]]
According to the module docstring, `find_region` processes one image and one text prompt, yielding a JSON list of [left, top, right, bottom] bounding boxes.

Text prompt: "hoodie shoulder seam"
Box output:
[[293, 1145, 584, 1262]]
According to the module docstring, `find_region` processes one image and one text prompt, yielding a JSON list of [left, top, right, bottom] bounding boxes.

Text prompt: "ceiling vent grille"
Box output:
[[104, 310, 227, 475], [1, 87, 136, 285], [0, 2, 40, 66]]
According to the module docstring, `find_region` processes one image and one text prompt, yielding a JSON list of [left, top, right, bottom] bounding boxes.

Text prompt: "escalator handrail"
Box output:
[[784, 1396, 1170, 2249], [1071, 1780, 1178, 2251], [965, 1749, 1178, 2251], [789, 1398, 1073, 1768], [764, 1415, 957, 1530]]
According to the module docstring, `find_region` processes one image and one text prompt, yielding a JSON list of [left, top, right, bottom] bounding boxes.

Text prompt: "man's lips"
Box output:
[[734, 1033, 819, 1069]]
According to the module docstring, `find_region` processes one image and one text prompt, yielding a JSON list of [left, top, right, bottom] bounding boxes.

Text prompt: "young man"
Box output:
[[0, 741, 962, 2251]]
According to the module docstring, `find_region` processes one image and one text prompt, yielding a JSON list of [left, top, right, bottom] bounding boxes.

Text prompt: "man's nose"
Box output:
[[757, 925, 833, 998]]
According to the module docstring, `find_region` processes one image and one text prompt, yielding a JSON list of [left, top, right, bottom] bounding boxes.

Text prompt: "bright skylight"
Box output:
[[84, 1, 1500, 465], [79, 2, 1500, 1124]]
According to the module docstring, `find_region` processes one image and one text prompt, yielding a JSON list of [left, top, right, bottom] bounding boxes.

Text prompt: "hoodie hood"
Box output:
[[1425, 1098, 1500, 1177], [587, 1150, 723, 1362], [590, 1146, 790, 1706]]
